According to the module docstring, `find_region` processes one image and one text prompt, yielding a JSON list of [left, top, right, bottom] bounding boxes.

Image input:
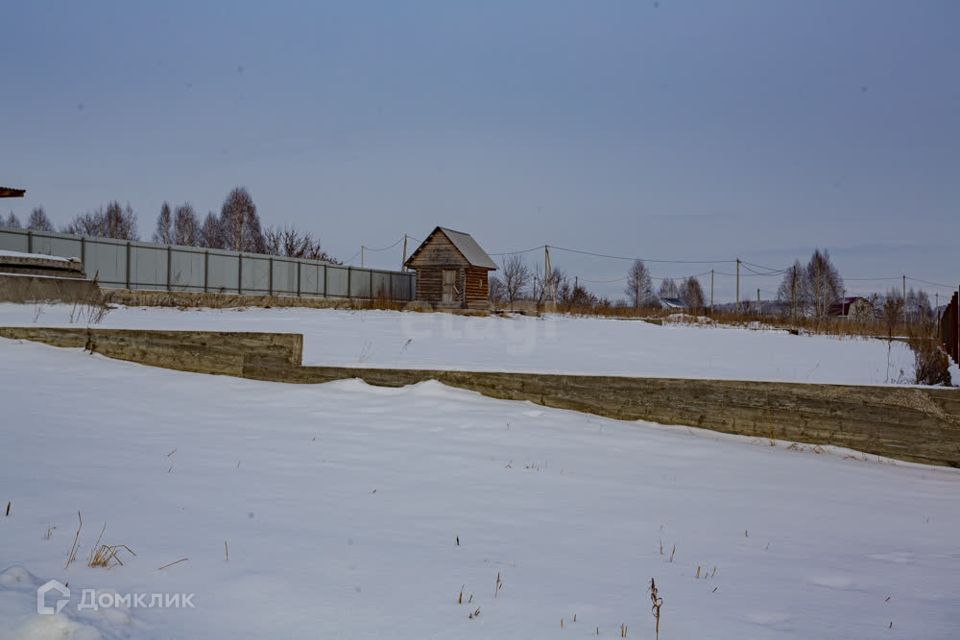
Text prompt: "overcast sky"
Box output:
[[1, 1, 957, 300]]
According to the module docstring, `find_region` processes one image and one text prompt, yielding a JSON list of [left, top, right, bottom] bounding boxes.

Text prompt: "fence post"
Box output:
[[80, 236, 86, 265], [322, 264, 328, 298], [296, 261, 302, 297], [203, 250, 209, 293], [268, 256, 274, 297], [27, 230, 32, 254], [125, 242, 131, 289], [238, 253, 243, 294], [166, 245, 172, 292], [369, 269, 374, 300], [347, 267, 352, 300]]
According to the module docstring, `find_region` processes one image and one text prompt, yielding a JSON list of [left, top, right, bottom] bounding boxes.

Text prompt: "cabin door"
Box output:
[[441, 269, 457, 304]]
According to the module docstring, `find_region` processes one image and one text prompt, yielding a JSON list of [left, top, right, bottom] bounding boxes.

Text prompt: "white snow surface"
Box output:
[[0, 251, 75, 263], [0, 304, 925, 385], [1, 339, 959, 639]]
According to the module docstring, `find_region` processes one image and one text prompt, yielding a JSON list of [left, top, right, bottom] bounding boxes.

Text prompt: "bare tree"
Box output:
[[263, 225, 338, 262], [63, 202, 138, 240], [2, 212, 21, 228], [27, 207, 54, 231], [776, 260, 808, 320], [679, 276, 705, 312], [560, 278, 597, 311], [174, 204, 200, 246], [882, 288, 905, 340], [625, 259, 654, 309], [199, 212, 223, 249], [489, 276, 506, 304], [501, 255, 531, 305], [804, 249, 843, 319], [219, 187, 264, 252], [153, 202, 173, 244], [905, 288, 933, 326], [658, 278, 679, 300]]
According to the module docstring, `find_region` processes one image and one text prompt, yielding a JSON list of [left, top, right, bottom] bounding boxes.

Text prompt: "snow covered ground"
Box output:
[[1, 338, 958, 639], [0, 303, 925, 385], [0, 250, 76, 263]]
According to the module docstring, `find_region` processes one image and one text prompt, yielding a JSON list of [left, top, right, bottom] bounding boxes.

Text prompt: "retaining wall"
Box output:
[[2, 326, 958, 467]]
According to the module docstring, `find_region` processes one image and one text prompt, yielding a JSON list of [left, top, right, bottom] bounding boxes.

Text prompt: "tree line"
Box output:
[[490, 254, 707, 312], [0, 186, 338, 262], [487, 248, 938, 326]]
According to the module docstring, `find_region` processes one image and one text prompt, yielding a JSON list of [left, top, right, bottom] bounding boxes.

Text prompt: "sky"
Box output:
[[1, 1, 958, 301]]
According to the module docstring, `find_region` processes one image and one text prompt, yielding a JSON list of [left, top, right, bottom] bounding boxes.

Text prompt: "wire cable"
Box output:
[[549, 245, 736, 265]]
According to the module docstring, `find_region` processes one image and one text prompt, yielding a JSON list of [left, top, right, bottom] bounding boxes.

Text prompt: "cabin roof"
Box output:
[[405, 227, 498, 270]]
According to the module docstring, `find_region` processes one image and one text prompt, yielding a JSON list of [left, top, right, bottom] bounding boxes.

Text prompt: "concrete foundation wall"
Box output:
[[2, 326, 958, 467], [0, 274, 101, 304]]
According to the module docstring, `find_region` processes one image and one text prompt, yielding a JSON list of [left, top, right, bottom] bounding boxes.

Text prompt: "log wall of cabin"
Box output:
[[464, 266, 489, 306]]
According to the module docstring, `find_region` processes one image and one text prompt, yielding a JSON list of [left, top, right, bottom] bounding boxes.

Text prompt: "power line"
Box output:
[[363, 236, 404, 252], [906, 276, 957, 289], [549, 244, 736, 265], [489, 244, 545, 257]]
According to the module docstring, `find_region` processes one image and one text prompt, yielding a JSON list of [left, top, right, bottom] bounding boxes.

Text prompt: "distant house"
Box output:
[[404, 227, 497, 310], [829, 296, 874, 321], [658, 297, 686, 310]]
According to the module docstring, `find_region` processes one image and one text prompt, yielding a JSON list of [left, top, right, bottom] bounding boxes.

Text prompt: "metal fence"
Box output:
[[0, 227, 415, 301]]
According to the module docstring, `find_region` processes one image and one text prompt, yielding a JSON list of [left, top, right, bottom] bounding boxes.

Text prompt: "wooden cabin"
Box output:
[[404, 227, 497, 309]]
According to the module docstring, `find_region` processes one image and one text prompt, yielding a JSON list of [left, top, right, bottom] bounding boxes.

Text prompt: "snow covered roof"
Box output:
[[658, 297, 686, 309]]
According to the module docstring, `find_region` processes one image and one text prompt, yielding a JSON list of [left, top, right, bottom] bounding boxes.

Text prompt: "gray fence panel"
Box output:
[[170, 247, 206, 292], [272, 259, 297, 295], [83, 239, 126, 286], [326, 266, 349, 297], [299, 263, 321, 296], [207, 252, 240, 293], [240, 254, 270, 295], [371, 272, 391, 298], [0, 229, 30, 253], [350, 267, 371, 299], [129, 244, 167, 290], [392, 273, 410, 300], [32, 234, 83, 261]]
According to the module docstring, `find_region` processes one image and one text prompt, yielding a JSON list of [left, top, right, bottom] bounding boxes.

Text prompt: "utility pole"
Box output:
[[401, 235, 408, 271], [902, 274, 908, 325], [791, 267, 797, 322], [360, 245, 365, 268], [709, 269, 714, 311], [735, 258, 740, 313], [543, 245, 555, 308]]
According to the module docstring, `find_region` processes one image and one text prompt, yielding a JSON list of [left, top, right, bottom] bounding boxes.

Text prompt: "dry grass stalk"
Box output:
[[4, 501, 9, 517], [224, 540, 229, 562], [87, 523, 136, 568], [157, 557, 188, 571], [669, 544, 676, 563], [495, 571, 502, 598], [650, 578, 663, 640], [64, 511, 83, 569]]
